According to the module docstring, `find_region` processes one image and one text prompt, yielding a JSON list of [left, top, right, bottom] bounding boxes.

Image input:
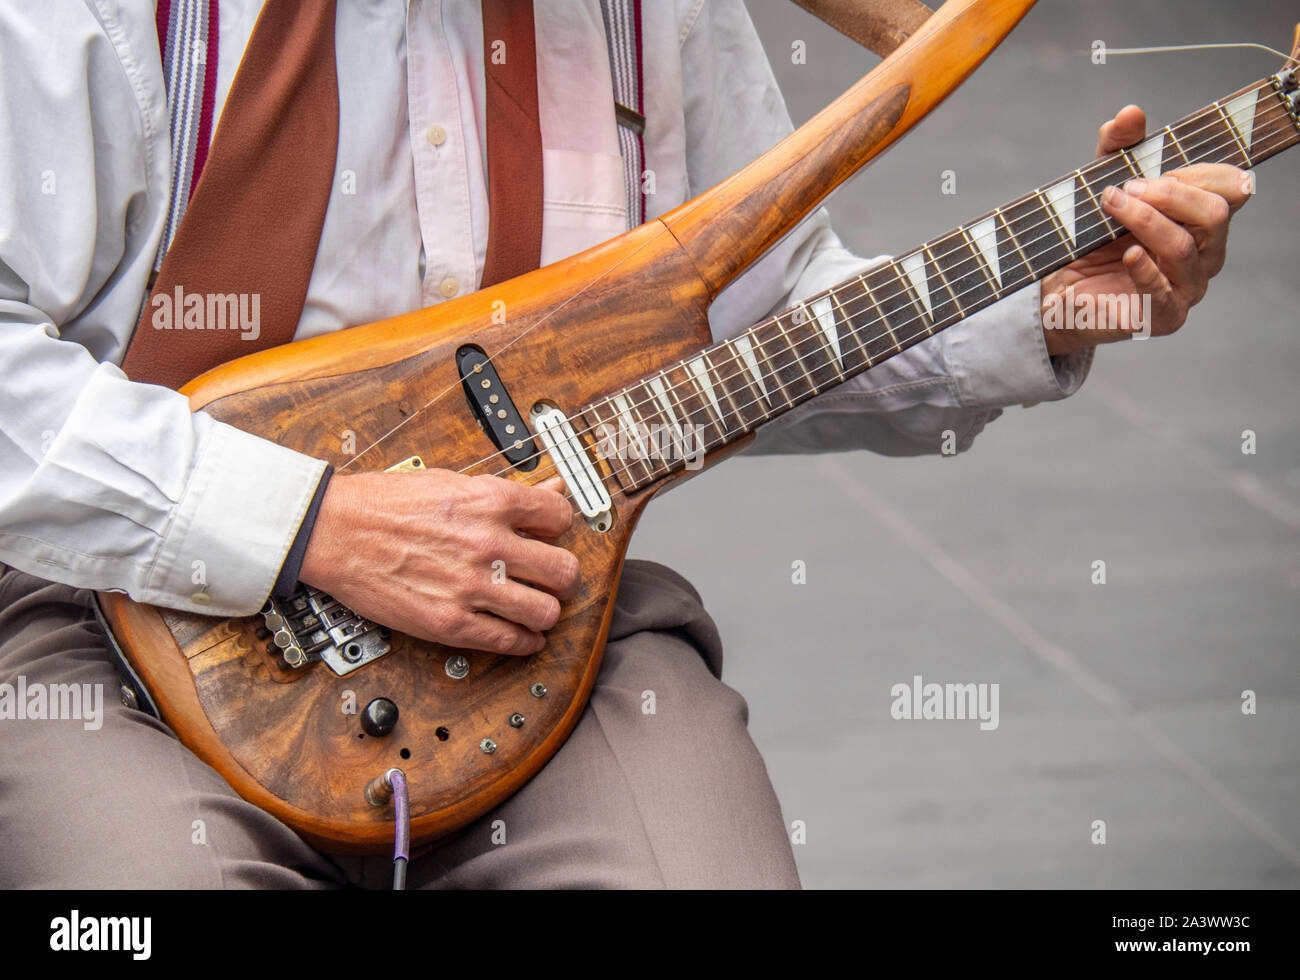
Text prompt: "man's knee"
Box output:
[[0, 570, 338, 888]]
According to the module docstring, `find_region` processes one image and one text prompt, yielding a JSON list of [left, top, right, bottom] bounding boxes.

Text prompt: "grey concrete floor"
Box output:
[[627, 0, 1300, 887]]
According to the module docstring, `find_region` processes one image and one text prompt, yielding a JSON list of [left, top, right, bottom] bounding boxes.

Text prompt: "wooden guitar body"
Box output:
[[99, 220, 723, 853], [96, 0, 1042, 852]]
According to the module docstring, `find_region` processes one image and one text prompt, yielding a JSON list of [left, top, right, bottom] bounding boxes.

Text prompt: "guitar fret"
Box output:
[[994, 205, 1034, 291], [897, 251, 934, 330], [1166, 125, 1192, 166], [684, 355, 727, 435], [612, 391, 658, 484], [927, 233, 992, 323], [582, 398, 638, 492], [706, 349, 756, 435], [1168, 107, 1222, 169], [720, 338, 768, 423], [645, 372, 691, 465], [1005, 193, 1071, 279], [1226, 87, 1268, 156], [862, 263, 916, 359], [1071, 166, 1114, 253], [1091, 154, 1133, 235], [601, 394, 647, 489], [750, 319, 795, 411], [660, 368, 710, 467], [573, 77, 1297, 476], [1034, 186, 1078, 260], [1254, 93, 1300, 163], [961, 221, 1001, 298], [1129, 131, 1165, 180], [729, 332, 776, 412], [631, 381, 677, 481], [1213, 100, 1253, 166], [804, 297, 846, 383], [826, 277, 877, 371], [1117, 147, 1144, 182], [1148, 124, 1186, 172], [771, 313, 818, 401], [921, 243, 963, 319], [790, 304, 844, 389], [664, 362, 723, 454]]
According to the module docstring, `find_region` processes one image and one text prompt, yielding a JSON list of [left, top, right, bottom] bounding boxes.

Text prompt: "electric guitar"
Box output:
[[96, 0, 1300, 852]]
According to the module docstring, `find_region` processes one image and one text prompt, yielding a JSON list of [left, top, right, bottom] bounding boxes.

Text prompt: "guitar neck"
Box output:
[[582, 73, 1300, 493]]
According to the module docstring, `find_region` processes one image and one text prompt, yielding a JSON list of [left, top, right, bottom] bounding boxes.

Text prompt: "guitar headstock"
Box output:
[[1274, 23, 1300, 118]]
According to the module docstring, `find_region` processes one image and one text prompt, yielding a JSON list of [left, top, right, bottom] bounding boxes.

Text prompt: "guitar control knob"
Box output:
[[361, 698, 399, 737]]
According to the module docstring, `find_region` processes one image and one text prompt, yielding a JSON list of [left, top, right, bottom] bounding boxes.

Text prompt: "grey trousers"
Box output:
[[0, 561, 799, 888]]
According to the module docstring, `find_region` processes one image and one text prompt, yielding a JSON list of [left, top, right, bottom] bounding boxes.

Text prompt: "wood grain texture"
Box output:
[[98, 0, 1036, 853]]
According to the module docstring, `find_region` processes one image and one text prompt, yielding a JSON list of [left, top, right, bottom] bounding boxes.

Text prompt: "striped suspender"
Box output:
[[153, 3, 648, 268], [599, 0, 648, 230], [152, 0, 220, 273]]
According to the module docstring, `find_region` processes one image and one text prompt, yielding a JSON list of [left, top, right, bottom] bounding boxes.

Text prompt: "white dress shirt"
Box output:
[[0, 0, 1091, 617]]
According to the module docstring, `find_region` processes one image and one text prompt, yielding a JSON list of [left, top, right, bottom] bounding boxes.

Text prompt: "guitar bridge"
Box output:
[[261, 587, 391, 676]]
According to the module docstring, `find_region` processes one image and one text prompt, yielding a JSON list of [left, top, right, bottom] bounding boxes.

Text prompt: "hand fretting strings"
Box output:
[[450, 78, 1299, 502]]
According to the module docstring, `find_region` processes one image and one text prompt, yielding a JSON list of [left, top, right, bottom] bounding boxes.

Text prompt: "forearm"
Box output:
[[0, 312, 328, 614]]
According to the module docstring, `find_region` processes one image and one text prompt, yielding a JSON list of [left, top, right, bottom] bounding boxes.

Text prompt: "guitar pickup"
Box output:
[[531, 404, 612, 532], [457, 345, 539, 471]]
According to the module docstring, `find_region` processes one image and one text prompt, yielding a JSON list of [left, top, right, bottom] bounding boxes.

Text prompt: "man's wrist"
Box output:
[[272, 464, 334, 598]]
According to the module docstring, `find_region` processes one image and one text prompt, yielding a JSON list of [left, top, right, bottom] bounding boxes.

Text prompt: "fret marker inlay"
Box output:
[[1132, 133, 1165, 180], [1044, 177, 1076, 243], [687, 355, 724, 422], [596, 76, 1300, 494], [900, 252, 931, 317], [809, 297, 842, 365], [647, 376, 681, 431], [613, 393, 648, 457], [731, 335, 771, 406], [1223, 91, 1257, 152], [969, 216, 1000, 287]]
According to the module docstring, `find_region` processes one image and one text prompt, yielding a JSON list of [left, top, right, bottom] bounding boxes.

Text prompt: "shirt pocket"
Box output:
[[540, 148, 630, 264]]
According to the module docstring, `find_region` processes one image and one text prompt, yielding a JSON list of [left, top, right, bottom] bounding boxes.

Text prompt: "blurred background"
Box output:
[[627, 0, 1300, 887]]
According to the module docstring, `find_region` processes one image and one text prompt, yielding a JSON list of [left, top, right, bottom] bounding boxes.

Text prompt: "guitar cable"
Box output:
[[365, 768, 410, 890]]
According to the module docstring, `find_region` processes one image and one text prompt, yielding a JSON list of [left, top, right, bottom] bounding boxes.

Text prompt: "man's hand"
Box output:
[[298, 469, 579, 655], [1040, 104, 1254, 355]]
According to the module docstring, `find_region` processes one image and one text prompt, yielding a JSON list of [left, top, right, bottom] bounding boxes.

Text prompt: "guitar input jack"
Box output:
[[364, 768, 409, 890]]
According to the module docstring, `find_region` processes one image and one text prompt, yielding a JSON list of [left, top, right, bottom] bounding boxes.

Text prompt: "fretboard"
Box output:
[[582, 75, 1300, 493]]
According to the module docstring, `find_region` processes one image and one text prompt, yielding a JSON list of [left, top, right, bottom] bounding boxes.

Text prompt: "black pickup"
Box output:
[[456, 345, 539, 471]]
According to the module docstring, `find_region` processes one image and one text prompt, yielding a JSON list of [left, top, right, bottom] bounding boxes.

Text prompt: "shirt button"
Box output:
[[440, 277, 459, 298], [426, 124, 447, 147], [191, 591, 211, 605]]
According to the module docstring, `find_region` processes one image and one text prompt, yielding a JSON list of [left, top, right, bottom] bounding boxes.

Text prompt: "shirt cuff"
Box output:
[[272, 464, 333, 598], [140, 416, 328, 616], [941, 280, 1095, 410]]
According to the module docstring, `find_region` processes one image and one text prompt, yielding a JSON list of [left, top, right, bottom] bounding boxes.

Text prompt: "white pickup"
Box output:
[[530, 406, 613, 532]]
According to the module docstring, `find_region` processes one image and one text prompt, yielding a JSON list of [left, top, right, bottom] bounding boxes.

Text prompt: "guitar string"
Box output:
[[447, 90, 1285, 484], [362, 84, 1277, 486], [524, 116, 1296, 499], [484, 110, 1294, 494], [356, 79, 1279, 486], [1100, 43, 1298, 65], [550, 116, 1298, 501], [472, 111, 1296, 493], [328, 82, 1287, 491], [336, 218, 674, 472]]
